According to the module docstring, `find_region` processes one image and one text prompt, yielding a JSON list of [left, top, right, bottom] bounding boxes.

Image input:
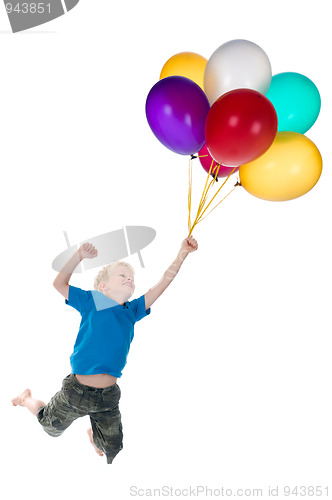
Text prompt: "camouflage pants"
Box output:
[[36, 374, 123, 464]]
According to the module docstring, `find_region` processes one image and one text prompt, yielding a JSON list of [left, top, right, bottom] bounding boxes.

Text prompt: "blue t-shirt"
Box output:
[[65, 285, 151, 377]]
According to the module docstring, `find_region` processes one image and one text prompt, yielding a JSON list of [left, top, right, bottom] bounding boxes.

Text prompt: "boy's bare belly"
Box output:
[[75, 373, 117, 388]]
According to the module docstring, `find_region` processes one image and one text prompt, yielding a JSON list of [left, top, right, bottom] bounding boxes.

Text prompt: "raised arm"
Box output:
[[144, 235, 198, 310], [53, 243, 98, 300]]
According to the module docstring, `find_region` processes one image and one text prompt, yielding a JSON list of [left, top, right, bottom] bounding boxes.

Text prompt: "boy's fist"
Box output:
[[78, 243, 98, 260], [182, 235, 198, 253]]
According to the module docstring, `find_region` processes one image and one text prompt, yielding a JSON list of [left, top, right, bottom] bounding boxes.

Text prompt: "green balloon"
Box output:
[[266, 72, 321, 134]]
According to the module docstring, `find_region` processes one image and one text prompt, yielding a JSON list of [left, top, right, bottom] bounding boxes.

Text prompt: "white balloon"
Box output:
[[204, 39, 272, 104]]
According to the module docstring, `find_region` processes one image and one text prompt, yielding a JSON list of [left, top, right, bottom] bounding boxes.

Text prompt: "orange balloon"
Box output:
[[239, 132, 322, 201], [160, 52, 207, 91]]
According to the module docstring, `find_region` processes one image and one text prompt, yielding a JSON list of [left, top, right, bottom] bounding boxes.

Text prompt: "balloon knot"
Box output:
[[191, 155, 197, 160], [234, 181, 241, 187]]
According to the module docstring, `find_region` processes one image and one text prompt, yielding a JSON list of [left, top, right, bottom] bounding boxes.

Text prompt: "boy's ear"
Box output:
[[98, 281, 108, 292]]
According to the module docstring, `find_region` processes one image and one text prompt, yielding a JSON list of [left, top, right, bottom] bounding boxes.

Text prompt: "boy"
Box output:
[[12, 235, 198, 464]]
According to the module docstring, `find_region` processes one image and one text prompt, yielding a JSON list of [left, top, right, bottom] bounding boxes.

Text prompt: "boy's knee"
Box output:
[[36, 407, 66, 438], [41, 426, 64, 438]]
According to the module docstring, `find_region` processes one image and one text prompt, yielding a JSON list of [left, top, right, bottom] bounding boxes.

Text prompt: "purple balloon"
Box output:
[[146, 76, 210, 156]]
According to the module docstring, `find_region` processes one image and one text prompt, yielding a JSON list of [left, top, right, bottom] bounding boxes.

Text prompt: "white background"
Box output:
[[1, 0, 331, 498]]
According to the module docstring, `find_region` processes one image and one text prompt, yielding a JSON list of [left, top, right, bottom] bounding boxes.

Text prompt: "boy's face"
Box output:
[[103, 265, 135, 299]]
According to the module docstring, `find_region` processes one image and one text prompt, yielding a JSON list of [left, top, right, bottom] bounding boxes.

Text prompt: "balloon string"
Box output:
[[188, 157, 214, 234], [196, 166, 221, 221], [198, 159, 215, 209], [188, 159, 219, 235], [196, 160, 219, 215], [187, 164, 238, 237], [195, 166, 237, 223], [196, 184, 239, 224], [188, 157, 193, 234]]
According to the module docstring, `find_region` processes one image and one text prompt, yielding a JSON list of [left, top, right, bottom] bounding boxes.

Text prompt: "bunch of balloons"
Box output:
[[146, 39, 322, 232]]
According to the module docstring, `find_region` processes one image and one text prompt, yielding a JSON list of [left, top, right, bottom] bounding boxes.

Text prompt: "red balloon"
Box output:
[[205, 88, 278, 166], [198, 143, 239, 178]]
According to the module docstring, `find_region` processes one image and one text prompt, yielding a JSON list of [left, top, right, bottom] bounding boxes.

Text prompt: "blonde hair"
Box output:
[[94, 261, 135, 291]]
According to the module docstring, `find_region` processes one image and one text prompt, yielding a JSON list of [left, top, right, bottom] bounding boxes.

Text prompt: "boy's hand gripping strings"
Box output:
[[181, 235, 198, 254]]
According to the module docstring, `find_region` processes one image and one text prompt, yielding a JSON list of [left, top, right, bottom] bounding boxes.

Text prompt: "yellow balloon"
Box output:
[[160, 52, 207, 91], [239, 132, 322, 201]]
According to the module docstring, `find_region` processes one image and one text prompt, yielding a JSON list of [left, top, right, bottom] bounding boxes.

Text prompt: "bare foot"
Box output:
[[11, 389, 31, 407], [87, 428, 104, 457]]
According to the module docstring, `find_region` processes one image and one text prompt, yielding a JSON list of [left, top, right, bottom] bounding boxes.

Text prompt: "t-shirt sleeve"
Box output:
[[65, 285, 92, 314], [131, 294, 151, 322]]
